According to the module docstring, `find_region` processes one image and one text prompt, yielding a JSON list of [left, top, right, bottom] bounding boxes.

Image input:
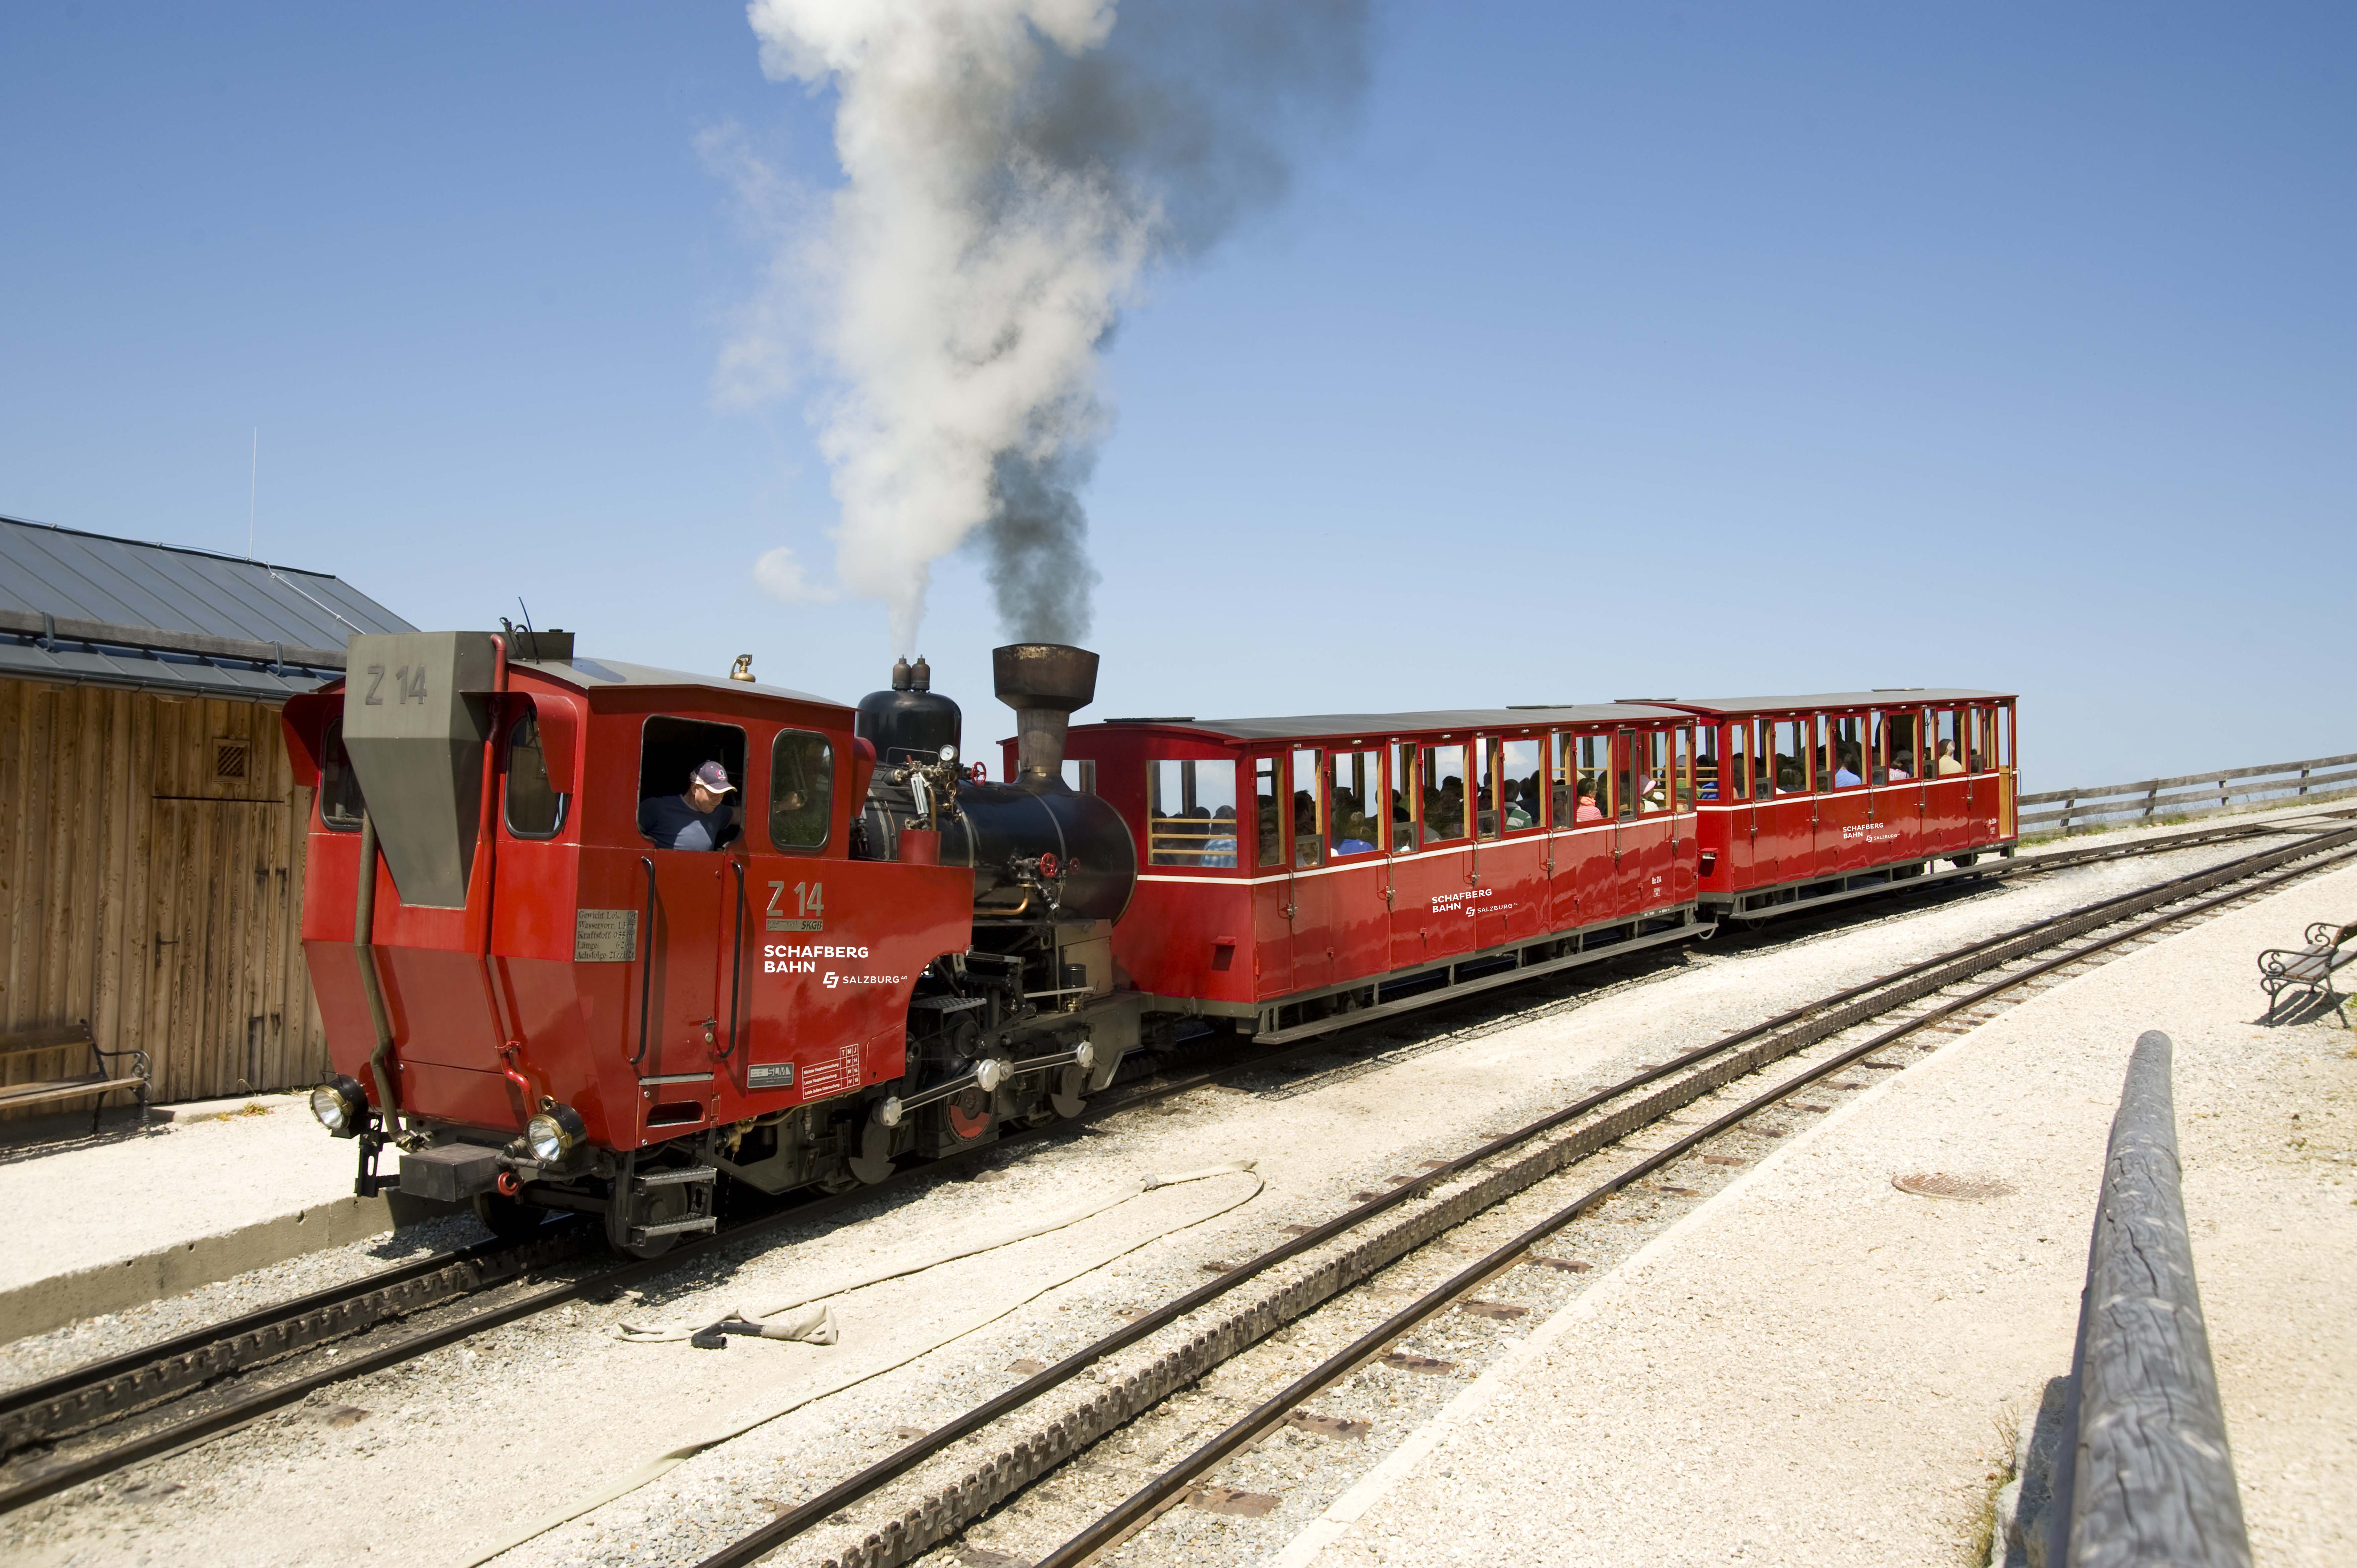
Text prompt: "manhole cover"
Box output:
[[1893, 1171, 2016, 1201]]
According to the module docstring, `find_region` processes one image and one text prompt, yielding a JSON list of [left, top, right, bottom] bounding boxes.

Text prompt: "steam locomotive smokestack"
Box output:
[[993, 643, 1098, 791]]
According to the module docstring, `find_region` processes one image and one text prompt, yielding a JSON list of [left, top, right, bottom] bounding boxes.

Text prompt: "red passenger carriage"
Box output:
[[1652, 690, 2019, 918], [1057, 705, 1711, 1043]]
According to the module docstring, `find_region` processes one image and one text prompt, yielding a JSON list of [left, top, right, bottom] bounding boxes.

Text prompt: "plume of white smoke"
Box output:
[[736, 0, 1369, 650]]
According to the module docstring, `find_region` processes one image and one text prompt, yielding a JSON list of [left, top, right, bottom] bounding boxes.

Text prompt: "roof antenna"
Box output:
[[247, 428, 259, 559], [517, 597, 537, 639]]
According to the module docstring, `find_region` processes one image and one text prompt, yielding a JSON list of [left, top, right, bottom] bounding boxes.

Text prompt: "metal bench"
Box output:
[[2257, 920, 2357, 1026], [0, 1021, 151, 1131]]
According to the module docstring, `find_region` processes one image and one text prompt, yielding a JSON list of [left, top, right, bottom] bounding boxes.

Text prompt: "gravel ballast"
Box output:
[[1274, 862, 2357, 1568]]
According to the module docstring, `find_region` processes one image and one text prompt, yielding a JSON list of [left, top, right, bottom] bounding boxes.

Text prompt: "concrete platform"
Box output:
[[0, 1093, 451, 1342], [1278, 862, 2357, 1567]]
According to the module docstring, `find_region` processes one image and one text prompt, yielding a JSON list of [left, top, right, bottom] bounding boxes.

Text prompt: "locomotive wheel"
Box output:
[[1049, 1064, 1088, 1121], [846, 1116, 895, 1186], [612, 1181, 691, 1259], [473, 1191, 547, 1243], [946, 1090, 993, 1142]]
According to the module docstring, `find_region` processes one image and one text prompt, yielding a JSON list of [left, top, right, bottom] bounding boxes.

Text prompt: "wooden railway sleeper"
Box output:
[[0, 1229, 582, 1455]]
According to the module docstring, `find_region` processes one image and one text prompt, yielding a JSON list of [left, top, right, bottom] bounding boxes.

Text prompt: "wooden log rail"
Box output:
[[2047, 1030, 2250, 1568], [2019, 750, 2357, 834]]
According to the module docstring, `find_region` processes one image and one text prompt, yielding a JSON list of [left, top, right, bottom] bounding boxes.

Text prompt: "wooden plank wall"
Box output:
[[0, 676, 324, 1110]]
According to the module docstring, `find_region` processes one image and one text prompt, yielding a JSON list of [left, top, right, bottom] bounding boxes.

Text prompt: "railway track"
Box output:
[[676, 820, 2357, 1568], [0, 808, 2336, 1523]]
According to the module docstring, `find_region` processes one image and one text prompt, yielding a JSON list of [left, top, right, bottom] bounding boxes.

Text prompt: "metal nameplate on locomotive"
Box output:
[[767, 917, 824, 932], [573, 909, 639, 962], [747, 1062, 796, 1090]]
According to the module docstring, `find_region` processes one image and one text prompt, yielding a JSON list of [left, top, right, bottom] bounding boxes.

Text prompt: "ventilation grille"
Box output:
[[212, 740, 251, 782]]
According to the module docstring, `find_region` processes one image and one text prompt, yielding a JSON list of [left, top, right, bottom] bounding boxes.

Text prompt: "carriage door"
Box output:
[[634, 718, 744, 1106]]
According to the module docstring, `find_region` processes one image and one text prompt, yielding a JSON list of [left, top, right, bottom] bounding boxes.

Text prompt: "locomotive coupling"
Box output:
[[308, 1074, 369, 1138]]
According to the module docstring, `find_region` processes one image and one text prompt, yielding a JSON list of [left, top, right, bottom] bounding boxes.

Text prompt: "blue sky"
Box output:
[[2, 3, 2348, 789]]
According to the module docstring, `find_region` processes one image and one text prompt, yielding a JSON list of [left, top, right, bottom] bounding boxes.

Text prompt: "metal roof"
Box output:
[[0, 514, 413, 702], [1086, 704, 1692, 743], [524, 656, 838, 710], [1638, 689, 2013, 716]]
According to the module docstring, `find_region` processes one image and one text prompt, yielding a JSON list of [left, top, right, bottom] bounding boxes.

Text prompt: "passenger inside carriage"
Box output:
[[1205, 805, 1237, 866], [1575, 777, 1605, 822], [1294, 792, 1323, 867], [1889, 750, 1915, 782], [1834, 745, 1864, 788], [1428, 779, 1465, 840], [1935, 738, 1966, 776]]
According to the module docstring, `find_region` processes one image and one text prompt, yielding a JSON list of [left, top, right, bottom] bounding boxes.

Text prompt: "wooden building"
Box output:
[[0, 516, 411, 1109]]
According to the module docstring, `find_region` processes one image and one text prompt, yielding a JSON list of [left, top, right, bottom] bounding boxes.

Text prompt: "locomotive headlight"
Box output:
[[309, 1075, 368, 1138], [525, 1102, 588, 1169]]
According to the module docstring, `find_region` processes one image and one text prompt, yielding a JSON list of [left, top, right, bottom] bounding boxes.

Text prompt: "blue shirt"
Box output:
[[640, 793, 736, 850], [1834, 767, 1862, 788]]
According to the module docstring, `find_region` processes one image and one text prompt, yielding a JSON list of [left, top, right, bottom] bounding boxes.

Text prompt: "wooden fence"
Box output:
[[2018, 750, 2357, 835]]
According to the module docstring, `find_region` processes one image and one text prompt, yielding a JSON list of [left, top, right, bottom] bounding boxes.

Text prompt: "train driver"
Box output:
[[641, 759, 738, 850]]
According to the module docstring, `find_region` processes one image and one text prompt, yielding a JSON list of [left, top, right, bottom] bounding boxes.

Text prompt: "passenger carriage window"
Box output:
[[1254, 757, 1283, 868], [1694, 726, 1721, 803], [1500, 738, 1541, 831], [1613, 732, 1638, 820], [769, 729, 833, 850], [1823, 715, 1864, 789], [318, 717, 365, 831], [504, 713, 566, 838], [1769, 719, 1807, 796], [1637, 730, 1671, 814], [1474, 739, 1500, 839], [1330, 750, 1382, 857], [1933, 709, 1964, 776], [1880, 709, 1921, 782], [1392, 742, 1419, 848], [1571, 734, 1611, 822], [1148, 759, 1238, 868], [1420, 743, 1469, 842], [1998, 705, 2015, 771], [1725, 722, 1749, 801], [1671, 727, 1694, 808], [1292, 748, 1325, 867], [1969, 708, 1995, 773]]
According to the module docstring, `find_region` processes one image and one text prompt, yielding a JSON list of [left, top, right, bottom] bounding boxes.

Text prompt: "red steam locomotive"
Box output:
[[283, 633, 2015, 1252]]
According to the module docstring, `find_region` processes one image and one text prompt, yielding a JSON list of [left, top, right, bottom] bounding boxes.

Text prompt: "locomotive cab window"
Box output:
[[503, 712, 566, 838], [318, 717, 365, 831], [638, 716, 746, 851], [770, 730, 834, 851], [1148, 758, 1239, 868]]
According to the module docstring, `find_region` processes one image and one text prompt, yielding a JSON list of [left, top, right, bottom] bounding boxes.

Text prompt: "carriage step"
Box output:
[[638, 1166, 718, 1188], [634, 1214, 720, 1239]]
